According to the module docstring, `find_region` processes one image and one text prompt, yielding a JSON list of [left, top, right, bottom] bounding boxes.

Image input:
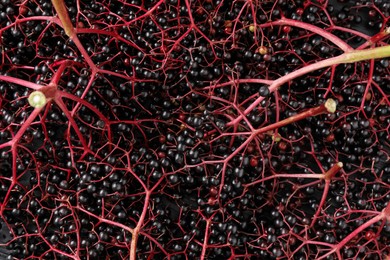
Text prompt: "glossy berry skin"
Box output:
[[0, 0, 389, 259]]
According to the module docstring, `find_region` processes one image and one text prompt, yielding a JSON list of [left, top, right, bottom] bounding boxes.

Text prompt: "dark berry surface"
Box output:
[[0, 0, 389, 259]]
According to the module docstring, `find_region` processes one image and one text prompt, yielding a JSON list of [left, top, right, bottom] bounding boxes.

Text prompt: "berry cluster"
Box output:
[[0, 0, 389, 259]]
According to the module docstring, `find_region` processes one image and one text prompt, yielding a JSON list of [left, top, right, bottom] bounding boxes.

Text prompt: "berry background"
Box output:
[[0, 0, 389, 259]]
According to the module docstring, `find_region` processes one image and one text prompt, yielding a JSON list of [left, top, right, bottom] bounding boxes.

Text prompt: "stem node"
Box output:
[[324, 162, 343, 181]]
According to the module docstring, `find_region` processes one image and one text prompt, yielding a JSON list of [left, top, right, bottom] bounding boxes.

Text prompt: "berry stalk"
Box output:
[[254, 99, 336, 135], [51, 0, 74, 37], [310, 162, 344, 228], [228, 44, 390, 127]]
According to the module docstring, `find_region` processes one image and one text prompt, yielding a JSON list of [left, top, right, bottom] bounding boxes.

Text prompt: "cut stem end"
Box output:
[[324, 98, 337, 113], [28, 91, 47, 108], [324, 162, 343, 181]]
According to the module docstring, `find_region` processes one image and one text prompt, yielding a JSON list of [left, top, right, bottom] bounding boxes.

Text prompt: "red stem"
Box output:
[[255, 99, 336, 135], [51, 0, 75, 37], [309, 181, 330, 228], [53, 96, 95, 158], [227, 54, 345, 127], [219, 99, 336, 195], [0, 107, 43, 212], [265, 18, 353, 52], [318, 213, 384, 260], [200, 219, 211, 260], [0, 75, 42, 90], [58, 91, 113, 143], [130, 191, 151, 260]]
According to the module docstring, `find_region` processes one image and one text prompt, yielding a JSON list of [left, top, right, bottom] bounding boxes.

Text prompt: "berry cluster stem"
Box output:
[[255, 99, 336, 135], [51, 0, 75, 37], [228, 44, 390, 128]]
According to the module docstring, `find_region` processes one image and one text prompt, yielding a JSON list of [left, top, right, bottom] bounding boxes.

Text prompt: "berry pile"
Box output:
[[0, 0, 389, 259]]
